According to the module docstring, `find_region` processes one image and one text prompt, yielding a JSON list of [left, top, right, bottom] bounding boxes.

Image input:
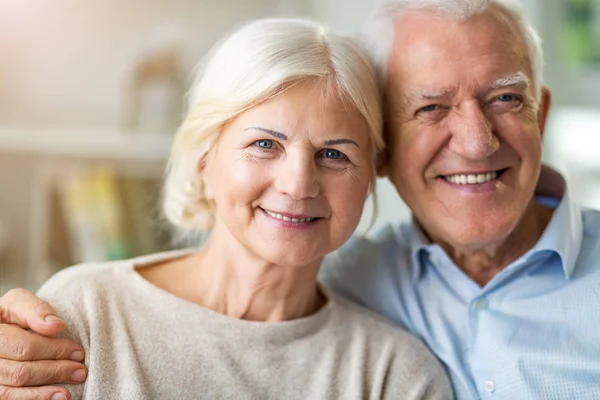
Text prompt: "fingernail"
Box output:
[[51, 393, 67, 400], [70, 350, 84, 362], [44, 314, 64, 323], [71, 368, 86, 382]]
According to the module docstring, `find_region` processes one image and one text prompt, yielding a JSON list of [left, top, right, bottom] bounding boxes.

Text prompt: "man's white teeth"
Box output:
[[264, 210, 315, 223], [444, 171, 498, 185]]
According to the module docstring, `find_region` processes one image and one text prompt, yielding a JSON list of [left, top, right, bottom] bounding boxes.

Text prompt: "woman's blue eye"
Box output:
[[256, 139, 273, 149], [324, 149, 343, 159]]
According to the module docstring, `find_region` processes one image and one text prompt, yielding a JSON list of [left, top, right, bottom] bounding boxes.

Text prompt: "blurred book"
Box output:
[[47, 167, 171, 268], [118, 176, 171, 256]]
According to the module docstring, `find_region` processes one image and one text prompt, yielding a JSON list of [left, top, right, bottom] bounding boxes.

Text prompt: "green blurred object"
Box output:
[[562, 0, 600, 65]]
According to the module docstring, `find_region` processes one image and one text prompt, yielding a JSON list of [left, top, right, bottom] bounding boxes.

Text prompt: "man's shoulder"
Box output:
[[319, 221, 416, 325], [328, 221, 413, 266]]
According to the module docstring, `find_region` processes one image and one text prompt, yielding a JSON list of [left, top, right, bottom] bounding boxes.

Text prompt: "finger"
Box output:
[[0, 324, 84, 362], [0, 289, 65, 337], [0, 385, 72, 400], [0, 359, 87, 387]]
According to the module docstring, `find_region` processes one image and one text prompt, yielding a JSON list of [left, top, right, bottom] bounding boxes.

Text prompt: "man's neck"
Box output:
[[440, 201, 555, 287]]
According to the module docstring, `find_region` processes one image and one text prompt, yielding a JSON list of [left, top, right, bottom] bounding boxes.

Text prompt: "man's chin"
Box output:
[[429, 216, 521, 253]]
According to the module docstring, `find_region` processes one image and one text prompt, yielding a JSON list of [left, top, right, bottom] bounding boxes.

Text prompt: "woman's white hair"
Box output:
[[163, 18, 383, 238], [362, 0, 545, 103]]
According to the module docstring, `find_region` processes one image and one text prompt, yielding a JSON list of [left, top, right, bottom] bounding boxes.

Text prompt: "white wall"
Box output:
[[311, 0, 372, 34], [0, 0, 280, 130]]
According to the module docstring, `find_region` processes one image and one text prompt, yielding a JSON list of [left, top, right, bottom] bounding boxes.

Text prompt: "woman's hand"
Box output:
[[0, 289, 87, 400]]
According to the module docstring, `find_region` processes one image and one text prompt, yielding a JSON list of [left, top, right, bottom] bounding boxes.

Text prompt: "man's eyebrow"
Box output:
[[409, 88, 451, 101], [243, 127, 287, 140], [324, 138, 359, 147], [489, 72, 530, 90]]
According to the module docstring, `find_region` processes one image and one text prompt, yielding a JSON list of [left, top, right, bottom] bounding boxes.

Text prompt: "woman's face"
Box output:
[[202, 81, 375, 267]]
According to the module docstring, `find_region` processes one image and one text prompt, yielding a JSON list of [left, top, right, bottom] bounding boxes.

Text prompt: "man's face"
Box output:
[[384, 8, 550, 251]]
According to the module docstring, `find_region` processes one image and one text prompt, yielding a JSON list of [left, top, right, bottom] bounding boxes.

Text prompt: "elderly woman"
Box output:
[[33, 18, 451, 399]]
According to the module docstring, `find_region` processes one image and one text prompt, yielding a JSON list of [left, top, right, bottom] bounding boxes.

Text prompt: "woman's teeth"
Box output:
[[263, 210, 316, 223], [444, 171, 498, 185]]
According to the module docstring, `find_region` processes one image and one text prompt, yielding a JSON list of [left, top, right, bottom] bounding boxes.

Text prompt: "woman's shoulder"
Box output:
[[37, 249, 196, 298], [325, 291, 453, 398], [327, 290, 445, 362], [327, 290, 414, 340], [37, 259, 133, 298]]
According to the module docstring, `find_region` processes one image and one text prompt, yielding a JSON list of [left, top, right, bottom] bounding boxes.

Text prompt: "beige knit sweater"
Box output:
[[37, 250, 452, 400]]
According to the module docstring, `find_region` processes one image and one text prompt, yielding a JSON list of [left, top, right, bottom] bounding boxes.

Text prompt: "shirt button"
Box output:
[[474, 298, 489, 310], [484, 380, 496, 393]]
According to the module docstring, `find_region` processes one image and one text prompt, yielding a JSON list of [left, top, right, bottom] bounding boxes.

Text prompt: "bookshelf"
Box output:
[[0, 127, 174, 292]]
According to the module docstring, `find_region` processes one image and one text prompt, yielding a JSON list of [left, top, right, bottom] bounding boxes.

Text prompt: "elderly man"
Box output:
[[1, 0, 599, 399]]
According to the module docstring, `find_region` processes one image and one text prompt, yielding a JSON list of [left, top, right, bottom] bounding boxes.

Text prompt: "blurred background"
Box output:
[[0, 0, 599, 293]]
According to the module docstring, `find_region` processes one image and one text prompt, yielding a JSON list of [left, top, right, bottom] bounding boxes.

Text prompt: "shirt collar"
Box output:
[[409, 218, 431, 283], [409, 165, 583, 282], [528, 166, 582, 279]]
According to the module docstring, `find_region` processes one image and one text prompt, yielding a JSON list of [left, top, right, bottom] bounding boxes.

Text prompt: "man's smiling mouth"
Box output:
[[441, 169, 507, 185]]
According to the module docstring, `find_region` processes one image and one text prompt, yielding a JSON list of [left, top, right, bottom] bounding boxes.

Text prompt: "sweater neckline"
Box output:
[[120, 249, 337, 345]]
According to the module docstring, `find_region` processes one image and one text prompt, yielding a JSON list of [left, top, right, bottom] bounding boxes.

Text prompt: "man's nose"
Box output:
[[447, 102, 499, 160], [274, 154, 319, 200]]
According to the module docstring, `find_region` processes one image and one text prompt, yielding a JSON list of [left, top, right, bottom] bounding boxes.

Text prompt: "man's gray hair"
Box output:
[[362, 0, 544, 102]]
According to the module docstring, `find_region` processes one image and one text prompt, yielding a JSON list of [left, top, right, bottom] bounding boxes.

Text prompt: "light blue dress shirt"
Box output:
[[321, 184, 600, 399]]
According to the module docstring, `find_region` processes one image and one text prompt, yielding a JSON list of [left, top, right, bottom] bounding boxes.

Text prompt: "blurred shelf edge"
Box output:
[[0, 127, 173, 161], [0, 126, 173, 292]]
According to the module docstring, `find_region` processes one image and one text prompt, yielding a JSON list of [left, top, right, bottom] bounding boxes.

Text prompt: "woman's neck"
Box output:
[[141, 224, 326, 322], [196, 240, 326, 321]]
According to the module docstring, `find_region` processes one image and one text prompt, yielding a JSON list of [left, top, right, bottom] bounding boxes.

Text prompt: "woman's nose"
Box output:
[[274, 154, 319, 200]]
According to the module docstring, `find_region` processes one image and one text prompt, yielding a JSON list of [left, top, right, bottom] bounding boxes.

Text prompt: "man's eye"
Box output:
[[419, 104, 440, 113], [497, 94, 516, 102], [495, 94, 524, 104], [255, 139, 274, 149]]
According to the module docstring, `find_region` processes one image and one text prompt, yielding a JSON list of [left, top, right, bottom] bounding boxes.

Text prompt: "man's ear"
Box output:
[[538, 86, 552, 138]]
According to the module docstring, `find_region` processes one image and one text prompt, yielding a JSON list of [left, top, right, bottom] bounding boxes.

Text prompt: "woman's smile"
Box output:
[[259, 207, 323, 230]]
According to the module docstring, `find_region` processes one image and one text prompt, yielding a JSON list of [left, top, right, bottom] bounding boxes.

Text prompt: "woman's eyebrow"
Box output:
[[244, 127, 287, 140], [324, 138, 359, 147]]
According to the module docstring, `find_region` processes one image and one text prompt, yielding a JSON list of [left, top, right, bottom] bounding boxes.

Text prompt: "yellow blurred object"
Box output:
[[58, 167, 131, 263]]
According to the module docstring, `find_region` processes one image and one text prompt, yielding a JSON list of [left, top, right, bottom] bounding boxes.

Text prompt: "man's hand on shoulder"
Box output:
[[0, 288, 87, 400]]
